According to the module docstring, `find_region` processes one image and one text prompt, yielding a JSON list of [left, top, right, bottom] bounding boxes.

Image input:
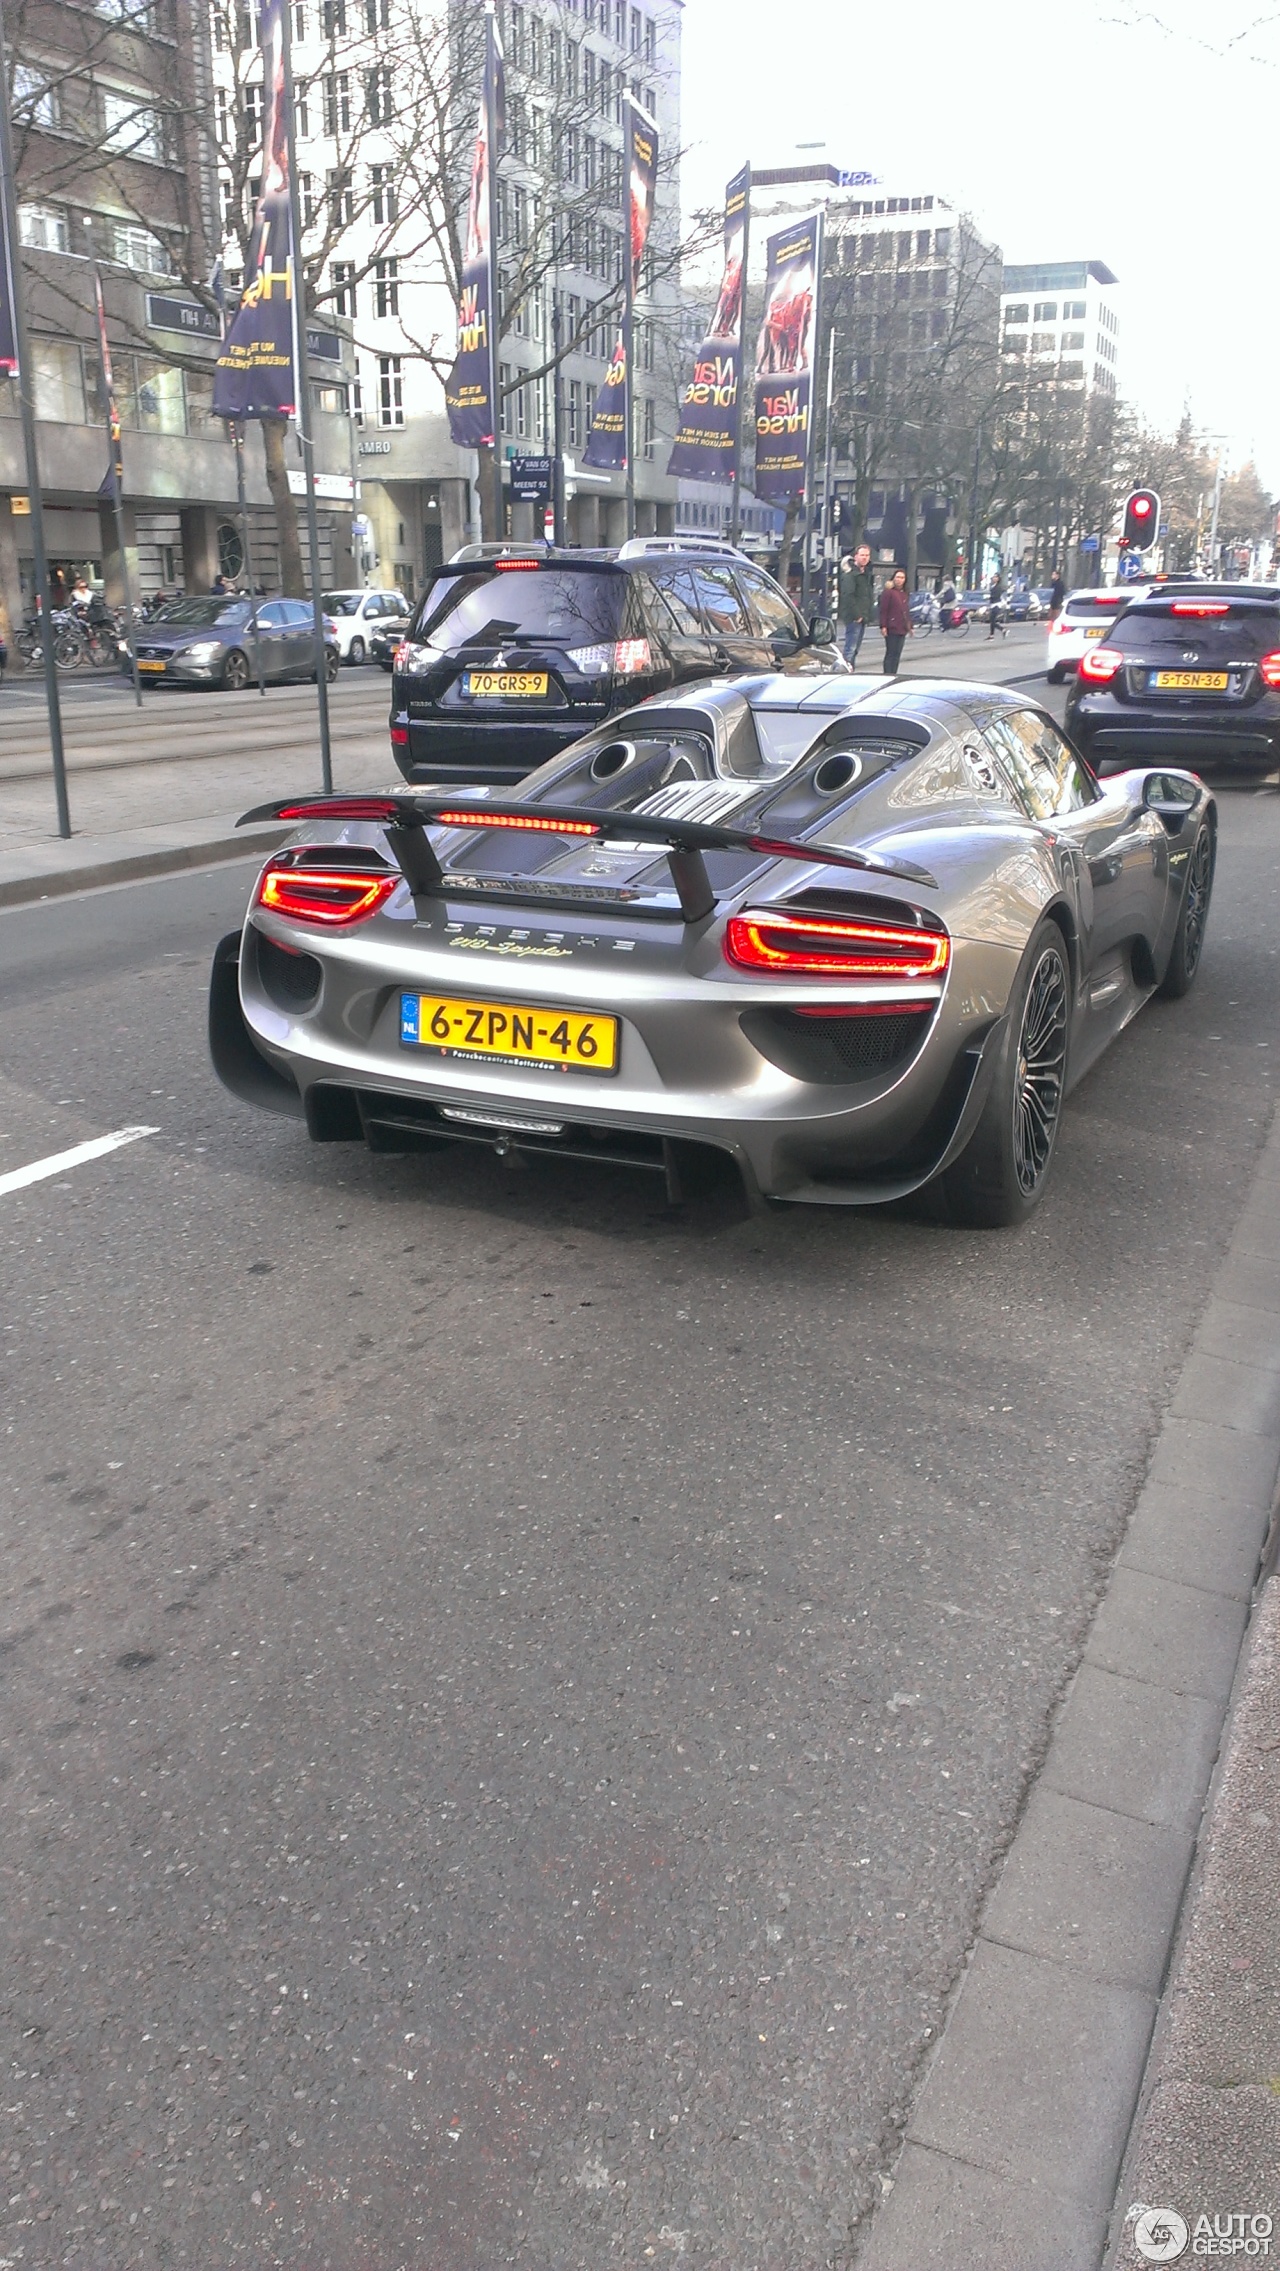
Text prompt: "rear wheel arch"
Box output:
[[1040, 898, 1079, 1001]]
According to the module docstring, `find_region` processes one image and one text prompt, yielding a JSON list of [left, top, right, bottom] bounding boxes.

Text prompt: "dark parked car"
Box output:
[[389, 536, 845, 782], [1066, 585, 1280, 777], [128, 596, 340, 690], [371, 606, 412, 672]]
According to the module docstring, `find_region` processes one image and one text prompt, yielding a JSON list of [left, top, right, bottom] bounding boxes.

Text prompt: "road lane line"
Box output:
[[0, 1124, 160, 1198]]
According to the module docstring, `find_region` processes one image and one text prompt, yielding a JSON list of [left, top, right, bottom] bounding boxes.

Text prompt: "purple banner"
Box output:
[[583, 100, 658, 473], [666, 167, 748, 484], [211, 0, 298, 420], [445, 11, 505, 449], [752, 212, 821, 504]]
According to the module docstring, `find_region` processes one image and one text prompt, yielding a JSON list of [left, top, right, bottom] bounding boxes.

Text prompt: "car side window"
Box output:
[[257, 601, 285, 627], [648, 569, 705, 638], [736, 568, 805, 643], [687, 564, 752, 637], [983, 711, 1095, 820]]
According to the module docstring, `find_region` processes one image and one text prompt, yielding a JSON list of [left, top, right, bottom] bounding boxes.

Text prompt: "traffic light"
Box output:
[[1122, 489, 1160, 551]]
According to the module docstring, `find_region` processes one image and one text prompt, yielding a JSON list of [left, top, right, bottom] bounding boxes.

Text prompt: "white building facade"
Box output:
[[999, 260, 1118, 399]]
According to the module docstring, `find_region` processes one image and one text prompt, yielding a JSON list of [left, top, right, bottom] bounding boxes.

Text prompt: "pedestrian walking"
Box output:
[[838, 543, 876, 668], [987, 571, 1004, 638], [1049, 570, 1066, 617], [878, 567, 910, 674]]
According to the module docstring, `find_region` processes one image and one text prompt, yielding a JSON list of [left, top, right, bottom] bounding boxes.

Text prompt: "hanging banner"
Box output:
[[211, 0, 298, 420], [92, 269, 125, 500], [666, 166, 748, 484], [752, 211, 822, 504], [445, 10, 505, 448], [583, 99, 658, 473]]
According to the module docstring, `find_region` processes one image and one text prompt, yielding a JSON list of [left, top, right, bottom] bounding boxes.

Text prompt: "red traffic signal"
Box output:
[[1123, 489, 1160, 550]]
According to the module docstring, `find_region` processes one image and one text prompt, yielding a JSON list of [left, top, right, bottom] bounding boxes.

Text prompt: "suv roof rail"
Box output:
[[614, 534, 747, 562], [447, 539, 555, 565]]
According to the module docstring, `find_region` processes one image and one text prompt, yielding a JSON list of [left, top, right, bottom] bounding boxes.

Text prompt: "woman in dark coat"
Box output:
[[878, 568, 911, 675]]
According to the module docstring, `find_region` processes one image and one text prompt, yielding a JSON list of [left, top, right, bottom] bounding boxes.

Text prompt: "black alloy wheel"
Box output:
[[1011, 946, 1069, 1196], [1158, 822, 1214, 999], [348, 635, 365, 666], [940, 919, 1070, 1228], [222, 648, 251, 691], [322, 647, 340, 682]]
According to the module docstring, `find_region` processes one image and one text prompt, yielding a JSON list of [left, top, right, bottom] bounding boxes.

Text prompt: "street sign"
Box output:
[[509, 454, 554, 502], [1079, 535, 1099, 552], [1118, 550, 1146, 580]]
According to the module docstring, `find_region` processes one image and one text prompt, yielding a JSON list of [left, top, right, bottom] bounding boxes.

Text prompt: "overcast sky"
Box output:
[[679, 0, 1277, 491]]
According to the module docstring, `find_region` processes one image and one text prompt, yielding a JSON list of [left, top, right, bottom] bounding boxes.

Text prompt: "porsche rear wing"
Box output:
[[239, 792, 938, 923]]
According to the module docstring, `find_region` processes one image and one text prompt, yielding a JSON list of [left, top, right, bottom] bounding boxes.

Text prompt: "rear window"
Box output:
[[410, 567, 626, 650], [1064, 594, 1127, 619], [1111, 602, 1280, 655]]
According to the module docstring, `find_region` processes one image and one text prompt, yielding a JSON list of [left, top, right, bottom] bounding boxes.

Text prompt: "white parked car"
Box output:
[[1046, 585, 1148, 682], [321, 588, 410, 666]]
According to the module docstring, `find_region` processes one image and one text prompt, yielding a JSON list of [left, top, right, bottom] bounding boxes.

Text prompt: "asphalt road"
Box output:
[[3, 749, 1278, 2271]]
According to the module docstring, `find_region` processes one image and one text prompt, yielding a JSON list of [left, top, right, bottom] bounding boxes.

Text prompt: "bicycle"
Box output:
[[16, 616, 84, 671]]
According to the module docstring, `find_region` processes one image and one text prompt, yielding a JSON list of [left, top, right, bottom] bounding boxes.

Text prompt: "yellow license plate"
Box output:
[[138, 658, 165, 671], [1153, 670, 1229, 690], [400, 992, 618, 1074], [1082, 625, 1108, 639], [462, 669, 549, 699]]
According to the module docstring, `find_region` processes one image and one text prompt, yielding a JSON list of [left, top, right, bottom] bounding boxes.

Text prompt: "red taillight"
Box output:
[[279, 794, 403, 818], [256, 864, 399, 926], [725, 908, 950, 980], [435, 809, 600, 837], [389, 727, 409, 750], [613, 636, 651, 675], [493, 558, 542, 571], [1171, 601, 1230, 616], [1259, 651, 1280, 688], [1079, 644, 1123, 683]]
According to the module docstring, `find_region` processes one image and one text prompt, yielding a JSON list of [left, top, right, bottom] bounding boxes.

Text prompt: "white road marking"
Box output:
[[0, 1124, 160, 1198]]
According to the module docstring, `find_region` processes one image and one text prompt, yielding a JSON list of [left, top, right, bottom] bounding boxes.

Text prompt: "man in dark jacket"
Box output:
[[878, 567, 910, 674], [838, 544, 876, 668]]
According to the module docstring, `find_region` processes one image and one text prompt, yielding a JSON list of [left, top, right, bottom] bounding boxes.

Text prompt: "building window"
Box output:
[[1064, 298, 1086, 320], [1033, 299, 1057, 321], [101, 90, 165, 161], [935, 228, 951, 255], [641, 395, 655, 460], [323, 72, 350, 133], [112, 222, 172, 274], [1059, 361, 1084, 380], [13, 66, 58, 128], [644, 12, 655, 62], [296, 79, 310, 135], [366, 0, 390, 25], [126, 356, 186, 434], [1031, 331, 1055, 354], [352, 362, 364, 425], [18, 203, 69, 253], [377, 354, 403, 426], [293, 4, 307, 38], [373, 257, 399, 316], [328, 167, 354, 224], [1062, 330, 1084, 351], [916, 229, 930, 257], [323, 0, 347, 29], [567, 378, 583, 447], [365, 66, 393, 124], [331, 260, 356, 315], [299, 171, 315, 226], [32, 337, 85, 423], [1004, 301, 1029, 323], [370, 162, 397, 223]]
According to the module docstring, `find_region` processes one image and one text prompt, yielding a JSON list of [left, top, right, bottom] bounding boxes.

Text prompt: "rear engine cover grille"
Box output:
[[740, 1006, 932, 1084]]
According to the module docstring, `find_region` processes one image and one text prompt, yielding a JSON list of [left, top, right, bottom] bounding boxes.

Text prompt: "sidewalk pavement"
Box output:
[[860, 1117, 1280, 2270]]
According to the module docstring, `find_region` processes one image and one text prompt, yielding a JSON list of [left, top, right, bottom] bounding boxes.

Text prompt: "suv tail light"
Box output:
[[256, 861, 399, 927], [1078, 644, 1123, 683], [725, 907, 950, 981], [568, 637, 652, 676], [1171, 601, 1230, 616], [1259, 651, 1280, 688]]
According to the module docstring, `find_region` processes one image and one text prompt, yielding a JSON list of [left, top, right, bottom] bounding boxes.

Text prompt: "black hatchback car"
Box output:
[[1066, 585, 1280, 776], [389, 537, 844, 782]]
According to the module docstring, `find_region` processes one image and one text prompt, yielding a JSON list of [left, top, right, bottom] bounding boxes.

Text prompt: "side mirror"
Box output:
[[808, 614, 835, 646], [1143, 773, 1196, 833]]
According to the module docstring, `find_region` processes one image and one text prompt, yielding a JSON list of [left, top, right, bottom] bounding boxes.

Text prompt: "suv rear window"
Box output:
[[1109, 601, 1280, 657], [411, 567, 628, 650]]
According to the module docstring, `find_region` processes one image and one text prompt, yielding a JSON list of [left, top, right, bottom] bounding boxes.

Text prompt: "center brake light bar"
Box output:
[[239, 793, 939, 924]]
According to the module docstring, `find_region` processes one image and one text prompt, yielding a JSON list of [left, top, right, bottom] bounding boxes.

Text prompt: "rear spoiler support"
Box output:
[[238, 793, 938, 920]]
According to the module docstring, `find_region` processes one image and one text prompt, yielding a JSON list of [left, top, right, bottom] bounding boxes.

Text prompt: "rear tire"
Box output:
[[1047, 665, 1065, 684], [323, 648, 340, 682], [347, 636, 365, 666], [222, 648, 250, 691], [939, 920, 1070, 1227], [1157, 822, 1214, 999]]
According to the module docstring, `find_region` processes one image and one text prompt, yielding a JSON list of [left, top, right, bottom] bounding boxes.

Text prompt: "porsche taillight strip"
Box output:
[[725, 907, 950, 980], [256, 864, 399, 927]]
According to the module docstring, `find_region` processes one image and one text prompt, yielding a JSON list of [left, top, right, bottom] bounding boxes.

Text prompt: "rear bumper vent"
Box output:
[[740, 1005, 933, 1084]]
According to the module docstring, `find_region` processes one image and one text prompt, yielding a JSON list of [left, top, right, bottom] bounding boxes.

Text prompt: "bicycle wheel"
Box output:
[[16, 629, 42, 666], [952, 613, 971, 637], [910, 618, 934, 640], [87, 628, 117, 667], [55, 630, 85, 669]]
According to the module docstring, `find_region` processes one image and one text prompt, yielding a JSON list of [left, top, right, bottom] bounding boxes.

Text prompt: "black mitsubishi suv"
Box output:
[[1066, 584, 1280, 777], [389, 536, 844, 783]]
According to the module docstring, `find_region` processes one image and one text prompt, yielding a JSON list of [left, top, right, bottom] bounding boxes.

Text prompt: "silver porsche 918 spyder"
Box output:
[[209, 674, 1215, 1227]]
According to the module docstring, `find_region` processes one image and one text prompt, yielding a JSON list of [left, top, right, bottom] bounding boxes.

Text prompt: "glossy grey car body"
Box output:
[[129, 596, 339, 688], [210, 674, 1215, 1217]]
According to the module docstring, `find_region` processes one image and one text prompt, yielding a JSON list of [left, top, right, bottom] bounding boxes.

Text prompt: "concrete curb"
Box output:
[[857, 1115, 1280, 2271], [0, 824, 288, 909]]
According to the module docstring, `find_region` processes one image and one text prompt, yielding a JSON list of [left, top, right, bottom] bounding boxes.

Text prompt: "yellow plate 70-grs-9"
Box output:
[[400, 992, 619, 1074]]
